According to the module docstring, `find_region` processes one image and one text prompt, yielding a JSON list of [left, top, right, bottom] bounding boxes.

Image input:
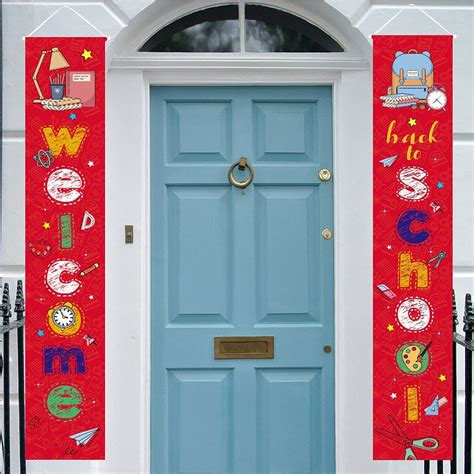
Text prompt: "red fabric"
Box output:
[[373, 36, 453, 460], [25, 37, 105, 460]]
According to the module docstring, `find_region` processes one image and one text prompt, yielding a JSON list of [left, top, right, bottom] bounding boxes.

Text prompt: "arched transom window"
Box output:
[[140, 4, 344, 53]]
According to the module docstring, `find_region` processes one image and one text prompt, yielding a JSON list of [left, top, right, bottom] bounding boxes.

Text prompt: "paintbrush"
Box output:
[[417, 341, 432, 362]]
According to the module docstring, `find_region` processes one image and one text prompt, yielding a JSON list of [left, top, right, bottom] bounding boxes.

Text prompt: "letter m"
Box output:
[[42, 126, 88, 157], [43, 347, 86, 374]]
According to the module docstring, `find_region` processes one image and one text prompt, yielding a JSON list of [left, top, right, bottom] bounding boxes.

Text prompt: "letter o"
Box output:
[[396, 297, 432, 332]]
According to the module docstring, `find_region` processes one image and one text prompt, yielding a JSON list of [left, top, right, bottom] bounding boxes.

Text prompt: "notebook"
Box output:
[[66, 71, 96, 107]]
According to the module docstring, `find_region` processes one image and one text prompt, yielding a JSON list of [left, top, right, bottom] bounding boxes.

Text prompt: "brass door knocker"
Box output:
[[228, 158, 254, 189]]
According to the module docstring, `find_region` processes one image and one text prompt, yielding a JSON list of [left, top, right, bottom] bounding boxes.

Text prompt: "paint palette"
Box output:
[[396, 342, 430, 375]]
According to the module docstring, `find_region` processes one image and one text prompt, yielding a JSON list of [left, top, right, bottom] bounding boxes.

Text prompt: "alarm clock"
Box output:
[[48, 302, 83, 336], [426, 84, 447, 111]]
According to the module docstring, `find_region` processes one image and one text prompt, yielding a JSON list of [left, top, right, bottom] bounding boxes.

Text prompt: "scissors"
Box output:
[[428, 251, 447, 269], [376, 415, 439, 460]]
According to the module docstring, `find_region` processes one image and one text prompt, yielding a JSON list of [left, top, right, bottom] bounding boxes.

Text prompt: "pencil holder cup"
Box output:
[[50, 84, 65, 100]]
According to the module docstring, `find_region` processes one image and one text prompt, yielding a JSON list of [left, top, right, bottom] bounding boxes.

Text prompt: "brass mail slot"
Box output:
[[214, 336, 274, 359]]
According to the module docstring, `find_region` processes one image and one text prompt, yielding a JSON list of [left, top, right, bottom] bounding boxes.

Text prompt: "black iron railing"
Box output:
[[0, 281, 471, 473], [1, 281, 26, 474], [424, 291, 473, 474]]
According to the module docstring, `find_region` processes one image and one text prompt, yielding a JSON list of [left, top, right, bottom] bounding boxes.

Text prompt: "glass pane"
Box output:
[[245, 5, 344, 52], [140, 5, 240, 52]]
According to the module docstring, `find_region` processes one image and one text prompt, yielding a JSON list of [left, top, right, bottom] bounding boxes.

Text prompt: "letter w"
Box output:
[[42, 126, 88, 157]]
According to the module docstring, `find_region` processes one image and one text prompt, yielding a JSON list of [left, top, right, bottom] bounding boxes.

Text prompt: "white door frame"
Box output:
[[107, 54, 371, 473]]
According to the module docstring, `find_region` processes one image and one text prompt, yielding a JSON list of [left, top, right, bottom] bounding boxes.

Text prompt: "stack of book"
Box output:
[[380, 93, 418, 108]]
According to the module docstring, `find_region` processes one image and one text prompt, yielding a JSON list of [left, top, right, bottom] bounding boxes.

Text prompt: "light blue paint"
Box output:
[[151, 86, 335, 474]]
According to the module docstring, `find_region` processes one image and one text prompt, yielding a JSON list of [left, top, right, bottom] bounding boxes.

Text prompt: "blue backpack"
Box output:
[[389, 49, 434, 99]]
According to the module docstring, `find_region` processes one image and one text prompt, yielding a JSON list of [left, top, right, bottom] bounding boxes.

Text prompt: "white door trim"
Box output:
[[114, 57, 369, 472]]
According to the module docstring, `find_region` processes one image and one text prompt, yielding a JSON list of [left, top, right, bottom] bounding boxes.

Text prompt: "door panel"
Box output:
[[151, 86, 334, 474], [256, 369, 322, 474], [167, 186, 233, 324], [168, 369, 234, 473], [255, 186, 319, 323], [167, 101, 232, 163]]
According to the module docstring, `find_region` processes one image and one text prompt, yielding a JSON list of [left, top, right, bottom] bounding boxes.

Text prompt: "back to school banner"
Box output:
[[373, 36, 453, 460], [25, 37, 105, 460]]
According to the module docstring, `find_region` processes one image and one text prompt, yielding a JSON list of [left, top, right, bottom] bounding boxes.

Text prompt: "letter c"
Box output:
[[46, 260, 81, 295], [397, 210, 431, 245]]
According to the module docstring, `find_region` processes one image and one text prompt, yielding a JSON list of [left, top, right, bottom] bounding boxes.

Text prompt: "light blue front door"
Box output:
[[151, 86, 335, 474]]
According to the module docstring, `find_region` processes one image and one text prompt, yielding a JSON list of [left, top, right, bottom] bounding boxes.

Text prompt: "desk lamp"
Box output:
[[32, 47, 81, 110]]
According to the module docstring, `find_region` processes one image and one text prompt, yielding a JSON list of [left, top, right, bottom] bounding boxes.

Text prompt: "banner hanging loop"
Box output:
[[369, 3, 456, 40], [23, 6, 111, 40]]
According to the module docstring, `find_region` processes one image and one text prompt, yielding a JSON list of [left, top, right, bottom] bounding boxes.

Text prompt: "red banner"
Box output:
[[373, 36, 453, 460], [25, 37, 105, 460]]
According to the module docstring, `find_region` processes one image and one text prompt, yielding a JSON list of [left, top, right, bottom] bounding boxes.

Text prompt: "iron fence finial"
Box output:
[[464, 293, 474, 332], [1, 283, 12, 323], [14, 280, 25, 315], [453, 289, 458, 326]]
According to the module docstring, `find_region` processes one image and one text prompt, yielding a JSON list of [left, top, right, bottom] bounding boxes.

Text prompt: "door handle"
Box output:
[[228, 158, 254, 189]]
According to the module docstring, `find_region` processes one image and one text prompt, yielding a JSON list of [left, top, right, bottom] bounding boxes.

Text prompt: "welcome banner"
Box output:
[[373, 36, 453, 460], [25, 37, 105, 459]]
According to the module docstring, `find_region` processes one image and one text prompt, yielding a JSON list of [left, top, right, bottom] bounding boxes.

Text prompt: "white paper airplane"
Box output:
[[70, 428, 99, 446], [379, 155, 398, 167]]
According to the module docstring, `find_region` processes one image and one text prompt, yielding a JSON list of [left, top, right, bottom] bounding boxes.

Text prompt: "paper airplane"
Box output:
[[379, 155, 398, 167], [70, 428, 99, 446], [425, 396, 448, 416]]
